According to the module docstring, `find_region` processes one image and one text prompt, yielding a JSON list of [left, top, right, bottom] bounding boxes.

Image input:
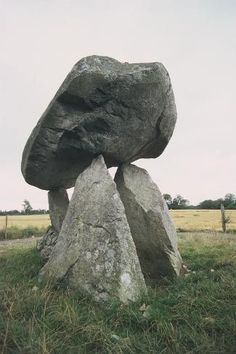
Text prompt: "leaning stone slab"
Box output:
[[37, 188, 69, 259], [21, 55, 177, 190], [39, 155, 146, 303], [115, 164, 183, 280]]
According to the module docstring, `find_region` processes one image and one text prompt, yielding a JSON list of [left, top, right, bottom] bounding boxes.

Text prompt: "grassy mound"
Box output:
[[0, 233, 235, 353]]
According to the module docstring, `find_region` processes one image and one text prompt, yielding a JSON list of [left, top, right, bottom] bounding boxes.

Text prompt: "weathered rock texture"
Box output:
[[48, 188, 69, 232], [39, 156, 147, 303], [115, 164, 182, 280], [37, 188, 69, 259], [21, 55, 177, 190], [37, 227, 58, 259]]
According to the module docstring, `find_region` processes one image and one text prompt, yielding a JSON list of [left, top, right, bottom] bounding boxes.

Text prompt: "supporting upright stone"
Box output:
[[48, 188, 69, 232], [115, 164, 183, 281], [39, 156, 146, 303], [37, 188, 69, 259]]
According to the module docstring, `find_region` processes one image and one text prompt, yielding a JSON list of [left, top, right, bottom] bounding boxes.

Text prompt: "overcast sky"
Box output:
[[1, 0, 235, 210]]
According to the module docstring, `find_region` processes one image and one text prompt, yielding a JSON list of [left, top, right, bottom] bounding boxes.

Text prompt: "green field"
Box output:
[[0, 232, 235, 353]]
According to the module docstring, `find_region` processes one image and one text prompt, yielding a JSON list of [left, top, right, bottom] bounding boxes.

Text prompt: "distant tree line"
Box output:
[[0, 200, 48, 216], [163, 193, 236, 210], [1, 194, 236, 215]]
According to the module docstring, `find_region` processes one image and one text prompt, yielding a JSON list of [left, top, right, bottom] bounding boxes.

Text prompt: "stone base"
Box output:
[[38, 158, 183, 302], [39, 156, 147, 303]]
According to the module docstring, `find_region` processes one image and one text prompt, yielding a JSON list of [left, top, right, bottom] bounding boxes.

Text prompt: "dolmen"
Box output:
[[21, 55, 183, 303]]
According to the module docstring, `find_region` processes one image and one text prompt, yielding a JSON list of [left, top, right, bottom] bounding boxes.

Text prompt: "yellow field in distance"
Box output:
[[0, 209, 235, 232], [170, 209, 236, 231], [0, 214, 50, 229]]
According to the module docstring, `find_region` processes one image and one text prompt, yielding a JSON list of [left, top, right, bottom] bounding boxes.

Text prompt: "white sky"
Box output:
[[0, 0, 236, 210]]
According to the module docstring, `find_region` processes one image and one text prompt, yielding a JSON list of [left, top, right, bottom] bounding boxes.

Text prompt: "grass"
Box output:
[[170, 209, 236, 232], [0, 232, 235, 353], [0, 226, 48, 241], [0, 215, 49, 240], [0, 215, 50, 229], [1, 210, 235, 239]]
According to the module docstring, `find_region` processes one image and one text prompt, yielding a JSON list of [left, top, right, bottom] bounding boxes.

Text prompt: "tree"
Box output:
[[22, 200, 33, 214], [198, 199, 215, 209], [224, 193, 236, 209], [171, 195, 189, 209], [197, 195, 236, 209], [163, 194, 172, 208]]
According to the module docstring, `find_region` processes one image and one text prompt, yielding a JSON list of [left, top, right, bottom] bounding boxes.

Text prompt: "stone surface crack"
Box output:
[[82, 221, 112, 237], [62, 256, 81, 282]]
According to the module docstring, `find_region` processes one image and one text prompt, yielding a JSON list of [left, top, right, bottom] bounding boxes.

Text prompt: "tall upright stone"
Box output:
[[115, 164, 182, 280], [37, 188, 69, 259], [39, 156, 146, 303]]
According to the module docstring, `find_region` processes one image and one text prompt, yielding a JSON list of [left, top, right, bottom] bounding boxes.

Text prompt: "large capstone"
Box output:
[[37, 188, 69, 259], [21, 55, 177, 190], [115, 164, 183, 280], [38, 155, 147, 303]]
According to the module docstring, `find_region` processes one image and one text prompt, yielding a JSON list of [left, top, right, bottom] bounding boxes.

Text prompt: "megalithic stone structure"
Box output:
[[21, 55, 182, 302], [39, 156, 147, 303], [115, 164, 183, 280]]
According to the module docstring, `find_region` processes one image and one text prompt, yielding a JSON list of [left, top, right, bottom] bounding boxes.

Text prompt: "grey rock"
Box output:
[[48, 188, 69, 232], [115, 164, 183, 280], [21, 55, 177, 190], [39, 155, 146, 303], [37, 226, 58, 259], [37, 188, 69, 259]]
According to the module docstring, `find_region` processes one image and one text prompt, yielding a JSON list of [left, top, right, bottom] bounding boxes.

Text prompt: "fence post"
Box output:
[[221, 203, 226, 233], [5, 215, 8, 239], [221, 204, 231, 233]]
